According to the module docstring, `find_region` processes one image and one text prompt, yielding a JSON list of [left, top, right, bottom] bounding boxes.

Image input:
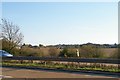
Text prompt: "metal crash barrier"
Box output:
[[2, 57, 120, 64]]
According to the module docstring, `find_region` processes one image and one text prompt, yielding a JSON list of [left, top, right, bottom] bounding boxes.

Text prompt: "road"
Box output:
[[1, 67, 118, 78]]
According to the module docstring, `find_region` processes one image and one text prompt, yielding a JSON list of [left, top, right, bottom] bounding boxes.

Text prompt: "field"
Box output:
[[102, 48, 117, 58]]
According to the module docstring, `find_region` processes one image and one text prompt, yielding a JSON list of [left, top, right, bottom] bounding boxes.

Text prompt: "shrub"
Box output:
[[79, 45, 104, 58], [59, 48, 77, 57]]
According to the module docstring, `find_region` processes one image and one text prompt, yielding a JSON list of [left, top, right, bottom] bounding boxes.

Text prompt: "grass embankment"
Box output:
[[2, 60, 120, 73]]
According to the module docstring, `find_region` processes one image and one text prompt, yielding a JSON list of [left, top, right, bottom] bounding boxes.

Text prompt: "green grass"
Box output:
[[2, 61, 120, 73]]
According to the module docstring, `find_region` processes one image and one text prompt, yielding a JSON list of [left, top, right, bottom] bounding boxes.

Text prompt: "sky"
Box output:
[[1, 0, 119, 2], [2, 2, 118, 46]]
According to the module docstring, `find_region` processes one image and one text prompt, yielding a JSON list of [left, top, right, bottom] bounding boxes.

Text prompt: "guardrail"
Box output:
[[2, 57, 120, 64]]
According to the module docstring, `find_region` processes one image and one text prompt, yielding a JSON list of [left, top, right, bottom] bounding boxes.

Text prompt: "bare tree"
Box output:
[[0, 19, 23, 51]]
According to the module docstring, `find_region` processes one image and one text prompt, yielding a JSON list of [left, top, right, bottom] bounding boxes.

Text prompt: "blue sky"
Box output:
[[2, 2, 118, 45]]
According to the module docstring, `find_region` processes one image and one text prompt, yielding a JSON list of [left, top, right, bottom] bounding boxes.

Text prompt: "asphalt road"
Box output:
[[1, 67, 118, 78]]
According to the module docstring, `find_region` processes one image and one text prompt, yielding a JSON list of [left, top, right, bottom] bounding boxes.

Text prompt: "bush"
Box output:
[[48, 47, 59, 57], [79, 45, 104, 58], [19, 47, 44, 57], [59, 48, 77, 57]]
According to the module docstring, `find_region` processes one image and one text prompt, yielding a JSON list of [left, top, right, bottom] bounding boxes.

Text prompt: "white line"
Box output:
[[0, 75, 12, 78]]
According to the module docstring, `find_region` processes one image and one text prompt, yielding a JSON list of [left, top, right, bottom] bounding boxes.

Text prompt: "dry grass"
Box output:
[[101, 48, 117, 58]]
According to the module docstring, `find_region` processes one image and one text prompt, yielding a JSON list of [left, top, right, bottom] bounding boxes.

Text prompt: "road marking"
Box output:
[[0, 75, 12, 78]]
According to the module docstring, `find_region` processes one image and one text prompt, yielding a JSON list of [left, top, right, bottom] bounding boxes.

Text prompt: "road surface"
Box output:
[[1, 67, 118, 78]]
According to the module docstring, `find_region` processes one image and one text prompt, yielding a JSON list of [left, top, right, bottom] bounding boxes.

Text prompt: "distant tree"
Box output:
[[22, 43, 26, 46], [0, 19, 23, 53], [28, 44, 32, 48], [39, 44, 44, 47]]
